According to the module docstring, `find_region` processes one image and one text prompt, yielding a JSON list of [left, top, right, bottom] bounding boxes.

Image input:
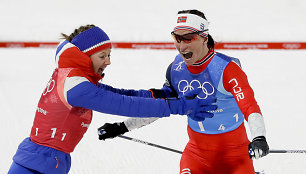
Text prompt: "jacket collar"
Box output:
[[55, 40, 102, 84]]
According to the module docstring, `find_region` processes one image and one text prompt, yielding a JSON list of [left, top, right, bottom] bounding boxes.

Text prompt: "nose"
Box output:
[[105, 57, 111, 65], [178, 41, 188, 52]]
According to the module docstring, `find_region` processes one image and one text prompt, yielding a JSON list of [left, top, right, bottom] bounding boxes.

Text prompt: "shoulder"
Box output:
[[65, 76, 89, 90], [67, 68, 88, 78], [174, 53, 183, 62], [63, 69, 91, 97], [225, 61, 243, 73], [213, 52, 241, 68]]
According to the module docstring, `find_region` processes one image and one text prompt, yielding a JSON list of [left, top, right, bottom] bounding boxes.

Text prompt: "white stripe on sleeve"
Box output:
[[124, 117, 160, 131], [64, 76, 89, 101], [248, 113, 266, 139]]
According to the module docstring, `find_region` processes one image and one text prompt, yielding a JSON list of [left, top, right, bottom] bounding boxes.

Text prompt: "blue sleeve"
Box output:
[[97, 83, 153, 98], [67, 81, 170, 117]]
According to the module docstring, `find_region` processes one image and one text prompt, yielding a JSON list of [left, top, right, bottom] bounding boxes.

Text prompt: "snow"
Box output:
[[1, 0, 306, 173]]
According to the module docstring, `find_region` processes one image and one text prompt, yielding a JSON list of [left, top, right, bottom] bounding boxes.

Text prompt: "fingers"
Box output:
[[98, 133, 106, 140], [98, 132, 114, 140], [184, 88, 202, 99], [190, 112, 214, 121], [249, 148, 266, 159], [188, 115, 205, 121], [199, 105, 218, 112], [98, 129, 107, 140], [97, 125, 110, 140], [202, 112, 214, 118], [249, 149, 255, 159], [252, 149, 263, 159], [197, 98, 217, 106], [254, 149, 263, 159], [98, 135, 105, 140]]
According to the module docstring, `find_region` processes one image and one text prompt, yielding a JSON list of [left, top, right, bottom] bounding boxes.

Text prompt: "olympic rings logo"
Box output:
[[178, 80, 215, 99], [43, 79, 55, 96]]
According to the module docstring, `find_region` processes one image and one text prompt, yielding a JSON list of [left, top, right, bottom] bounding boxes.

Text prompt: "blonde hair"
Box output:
[[61, 24, 96, 41]]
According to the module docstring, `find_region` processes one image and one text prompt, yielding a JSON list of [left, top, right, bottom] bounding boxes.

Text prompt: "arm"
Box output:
[[223, 61, 269, 159], [223, 61, 265, 137], [97, 83, 153, 98], [65, 75, 213, 119], [64, 76, 171, 118]]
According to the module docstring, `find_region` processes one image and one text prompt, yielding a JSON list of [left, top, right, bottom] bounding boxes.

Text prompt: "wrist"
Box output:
[[119, 122, 129, 133], [166, 98, 180, 115], [253, 136, 266, 141]]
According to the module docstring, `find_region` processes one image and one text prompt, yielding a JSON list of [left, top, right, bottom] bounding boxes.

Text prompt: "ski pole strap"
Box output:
[[269, 150, 306, 153]]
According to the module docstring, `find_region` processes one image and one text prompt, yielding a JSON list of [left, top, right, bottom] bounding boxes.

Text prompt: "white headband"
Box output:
[[173, 13, 209, 37]]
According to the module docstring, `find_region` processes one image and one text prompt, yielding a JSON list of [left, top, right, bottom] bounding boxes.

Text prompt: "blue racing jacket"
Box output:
[[163, 53, 244, 134]]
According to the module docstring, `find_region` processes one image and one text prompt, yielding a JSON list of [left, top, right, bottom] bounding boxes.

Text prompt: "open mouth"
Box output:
[[183, 52, 193, 59], [97, 68, 104, 75]]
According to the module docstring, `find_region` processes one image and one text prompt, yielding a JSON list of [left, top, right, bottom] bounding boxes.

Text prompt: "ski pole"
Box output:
[[118, 135, 183, 154], [119, 135, 306, 155], [119, 135, 271, 174], [269, 150, 306, 153]]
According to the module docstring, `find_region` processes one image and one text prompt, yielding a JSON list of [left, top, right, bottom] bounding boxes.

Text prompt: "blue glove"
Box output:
[[167, 88, 217, 121]]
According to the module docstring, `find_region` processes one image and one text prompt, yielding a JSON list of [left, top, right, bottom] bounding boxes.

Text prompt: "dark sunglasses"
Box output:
[[171, 30, 204, 43]]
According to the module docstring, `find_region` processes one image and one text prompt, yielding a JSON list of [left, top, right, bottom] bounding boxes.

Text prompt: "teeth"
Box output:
[[183, 52, 193, 59], [98, 68, 103, 74]]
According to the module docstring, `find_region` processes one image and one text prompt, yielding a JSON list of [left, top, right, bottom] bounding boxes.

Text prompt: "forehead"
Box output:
[[96, 48, 111, 55], [90, 48, 111, 58], [173, 29, 194, 35]]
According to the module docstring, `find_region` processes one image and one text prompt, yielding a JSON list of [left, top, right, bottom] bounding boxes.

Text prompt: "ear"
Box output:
[[203, 37, 208, 45]]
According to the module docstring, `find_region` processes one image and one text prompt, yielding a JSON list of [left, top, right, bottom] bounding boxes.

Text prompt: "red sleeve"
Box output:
[[223, 61, 261, 120]]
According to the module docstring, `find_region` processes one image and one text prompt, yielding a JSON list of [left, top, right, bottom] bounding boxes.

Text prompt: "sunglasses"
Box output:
[[171, 30, 204, 43]]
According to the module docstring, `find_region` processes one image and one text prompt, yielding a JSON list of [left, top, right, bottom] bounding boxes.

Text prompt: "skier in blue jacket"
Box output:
[[97, 9, 269, 174]]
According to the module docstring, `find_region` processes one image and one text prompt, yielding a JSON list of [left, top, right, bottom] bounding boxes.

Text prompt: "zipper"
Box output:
[[55, 157, 59, 168]]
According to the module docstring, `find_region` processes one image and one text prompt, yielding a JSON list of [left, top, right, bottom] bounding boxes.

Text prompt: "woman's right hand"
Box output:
[[167, 88, 217, 121]]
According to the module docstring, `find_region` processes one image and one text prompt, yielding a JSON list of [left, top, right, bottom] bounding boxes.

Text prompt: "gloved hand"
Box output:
[[248, 136, 269, 159], [167, 88, 217, 121], [98, 122, 128, 140]]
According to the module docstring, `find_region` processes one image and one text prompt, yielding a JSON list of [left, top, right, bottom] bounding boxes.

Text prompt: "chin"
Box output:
[[183, 59, 195, 66]]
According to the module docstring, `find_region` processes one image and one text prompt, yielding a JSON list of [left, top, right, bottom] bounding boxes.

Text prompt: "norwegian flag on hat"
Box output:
[[177, 16, 187, 23]]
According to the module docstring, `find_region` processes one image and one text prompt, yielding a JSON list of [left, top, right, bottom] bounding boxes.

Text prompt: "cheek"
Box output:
[[174, 43, 180, 50], [192, 42, 204, 53], [92, 60, 100, 69]]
